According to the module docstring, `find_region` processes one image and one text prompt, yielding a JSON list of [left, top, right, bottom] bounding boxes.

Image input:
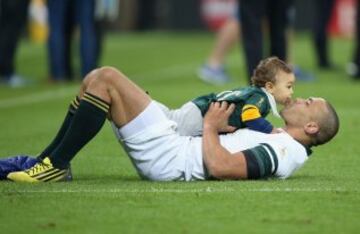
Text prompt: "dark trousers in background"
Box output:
[[353, 0, 360, 67], [240, 0, 292, 82], [47, 0, 98, 80], [0, 0, 30, 79], [312, 0, 336, 68]]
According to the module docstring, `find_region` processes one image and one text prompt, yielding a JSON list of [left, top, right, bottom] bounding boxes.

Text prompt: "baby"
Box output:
[[157, 56, 295, 135]]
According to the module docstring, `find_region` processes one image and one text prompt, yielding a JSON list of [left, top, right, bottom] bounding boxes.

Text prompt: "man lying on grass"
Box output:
[[4, 66, 339, 182]]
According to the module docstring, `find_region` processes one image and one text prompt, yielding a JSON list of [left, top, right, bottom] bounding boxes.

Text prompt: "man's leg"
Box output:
[[37, 69, 99, 159], [7, 67, 151, 182]]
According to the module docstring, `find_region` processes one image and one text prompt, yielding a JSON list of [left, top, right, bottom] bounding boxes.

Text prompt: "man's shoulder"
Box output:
[[247, 131, 308, 163], [265, 133, 309, 178]]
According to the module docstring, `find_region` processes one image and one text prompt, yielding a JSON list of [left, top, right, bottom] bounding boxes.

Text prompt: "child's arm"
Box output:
[[241, 104, 273, 133]]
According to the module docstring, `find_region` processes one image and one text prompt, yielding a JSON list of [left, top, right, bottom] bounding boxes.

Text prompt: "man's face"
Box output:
[[281, 97, 327, 126]]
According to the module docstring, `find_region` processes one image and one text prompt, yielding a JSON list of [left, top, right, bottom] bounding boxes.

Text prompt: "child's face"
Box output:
[[266, 71, 295, 105]]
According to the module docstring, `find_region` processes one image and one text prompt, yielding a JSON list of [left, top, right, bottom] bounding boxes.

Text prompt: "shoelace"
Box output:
[[26, 162, 51, 175]]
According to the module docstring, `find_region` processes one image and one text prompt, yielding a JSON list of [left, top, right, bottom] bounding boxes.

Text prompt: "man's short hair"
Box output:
[[312, 101, 339, 146], [251, 56, 293, 87]]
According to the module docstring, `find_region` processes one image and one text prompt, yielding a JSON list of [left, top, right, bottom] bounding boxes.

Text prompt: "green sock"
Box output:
[[38, 96, 80, 159], [49, 92, 110, 168]]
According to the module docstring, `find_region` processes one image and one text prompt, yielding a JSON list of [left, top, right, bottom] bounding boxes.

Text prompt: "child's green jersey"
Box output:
[[192, 86, 272, 129]]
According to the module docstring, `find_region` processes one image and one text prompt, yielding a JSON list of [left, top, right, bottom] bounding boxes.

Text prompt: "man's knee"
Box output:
[[100, 66, 122, 80], [85, 66, 119, 88], [82, 68, 101, 86]]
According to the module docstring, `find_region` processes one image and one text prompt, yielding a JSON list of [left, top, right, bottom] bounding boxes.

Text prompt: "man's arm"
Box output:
[[202, 102, 248, 179]]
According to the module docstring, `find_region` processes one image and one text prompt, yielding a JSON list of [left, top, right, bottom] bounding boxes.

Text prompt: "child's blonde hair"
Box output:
[[251, 57, 293, 87]]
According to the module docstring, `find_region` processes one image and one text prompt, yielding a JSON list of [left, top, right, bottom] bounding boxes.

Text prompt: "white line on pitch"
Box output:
[[1, 187, 352, 194], [0, 86, 78, 109], [0, 63, 196, 109]]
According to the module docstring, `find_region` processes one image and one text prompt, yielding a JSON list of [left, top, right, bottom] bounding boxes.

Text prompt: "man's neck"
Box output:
[[282, 126, 311, 147]]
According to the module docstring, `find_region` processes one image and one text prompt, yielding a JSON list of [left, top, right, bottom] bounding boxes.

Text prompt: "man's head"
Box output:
[[280, 97, 339, 147], [251, 57, 295, 105]]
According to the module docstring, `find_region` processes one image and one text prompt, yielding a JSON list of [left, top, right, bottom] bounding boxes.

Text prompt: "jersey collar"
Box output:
[[261, 88, 281, 118], [279, 128, 313, 157], [305, 146, 313, 156]]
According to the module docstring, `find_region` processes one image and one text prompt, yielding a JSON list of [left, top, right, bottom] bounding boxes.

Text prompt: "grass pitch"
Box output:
[[0, 32, 359, 234]]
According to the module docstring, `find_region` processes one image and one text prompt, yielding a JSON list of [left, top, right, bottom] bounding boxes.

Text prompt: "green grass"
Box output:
[[0, 32, 359, 234]]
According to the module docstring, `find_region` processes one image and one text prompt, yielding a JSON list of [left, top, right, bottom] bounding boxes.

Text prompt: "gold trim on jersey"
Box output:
[[241, 104, 261, 121]]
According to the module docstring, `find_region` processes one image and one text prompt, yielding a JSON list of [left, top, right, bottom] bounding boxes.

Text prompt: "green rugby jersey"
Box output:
[[191, 86, 271, 129]]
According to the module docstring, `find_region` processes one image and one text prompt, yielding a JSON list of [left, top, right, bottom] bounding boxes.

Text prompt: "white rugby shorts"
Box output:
[[111, 101, 189, 181], [154, 101, 203, 136]]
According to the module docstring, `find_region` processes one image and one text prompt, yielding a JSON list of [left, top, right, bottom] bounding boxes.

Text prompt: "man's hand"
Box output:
[[202, 101, 248, 180], [203, 102, 237, 133]]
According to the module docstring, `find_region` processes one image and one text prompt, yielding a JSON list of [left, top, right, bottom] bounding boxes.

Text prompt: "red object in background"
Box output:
[[200, 0, 238, 31], [328, 0, 356, 38]]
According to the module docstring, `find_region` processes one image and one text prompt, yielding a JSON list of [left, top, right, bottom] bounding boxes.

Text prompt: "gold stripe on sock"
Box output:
[[70, 96, 80, 110], [83, 97, 109, 113], [74, 96, 80, 106], [83, 93, 109, 111], [84, 93, 109, 110], [70, 101, 78, 110], [85, 92, 110, 106]]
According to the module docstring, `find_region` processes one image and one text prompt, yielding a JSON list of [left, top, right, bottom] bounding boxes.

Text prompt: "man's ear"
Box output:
[[304, 121, 320, 135], [265, 82, 275, 93]]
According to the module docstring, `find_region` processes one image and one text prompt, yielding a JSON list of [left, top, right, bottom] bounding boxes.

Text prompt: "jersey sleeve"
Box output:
[[243, 93, 268, 114], [241, 94, 273, 133], [242, 141, 308, 179]]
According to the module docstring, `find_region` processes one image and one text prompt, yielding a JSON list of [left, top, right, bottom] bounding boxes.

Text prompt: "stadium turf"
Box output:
[[0, 32, 359, 234]]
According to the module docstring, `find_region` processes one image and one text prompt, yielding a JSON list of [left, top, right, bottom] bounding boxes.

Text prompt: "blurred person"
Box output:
[[240, 0, 293, 83], [198, 17, 239, 85], [5, 66, 339, 182], [347, 0, 360, 79], [199, 0, 313, 85], [94, 0, 119, 63], [312, 0, 337, 70], [47, 0, 99, 82], [198, 0, 240, 85], [136, 0, 157, 30], [0, 0, 30, 87]]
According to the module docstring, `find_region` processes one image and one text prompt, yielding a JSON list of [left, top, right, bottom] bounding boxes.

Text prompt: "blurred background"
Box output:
[[1, 2, 360, 233], [0, 0, 359, 87]]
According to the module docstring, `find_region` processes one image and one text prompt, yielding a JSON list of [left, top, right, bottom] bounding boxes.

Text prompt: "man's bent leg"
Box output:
[[85, 66, 151, 127], [8, 67, 151, 182], [37, 69, 100, 159]]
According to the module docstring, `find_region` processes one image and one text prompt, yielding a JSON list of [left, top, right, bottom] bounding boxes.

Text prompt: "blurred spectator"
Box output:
[[94, 0, 119, 64], [0, 0, 30, 87], [312, 0, 336, 70], [198, 0, 313, 85], [136, 0, 157, 30], [240, 0, 293, 83], [347, 0, 360, 79], [47, 0, 98, 82], [198, 15, 239, 85]]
